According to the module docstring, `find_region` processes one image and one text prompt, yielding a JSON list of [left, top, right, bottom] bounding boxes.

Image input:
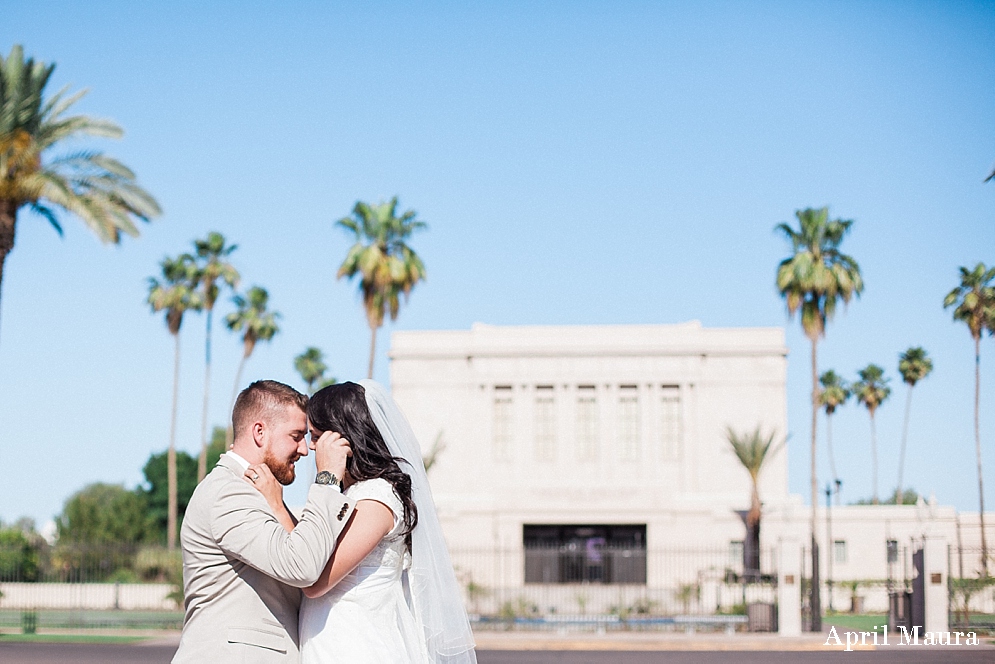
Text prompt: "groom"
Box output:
[[173, 380, 356, 663]]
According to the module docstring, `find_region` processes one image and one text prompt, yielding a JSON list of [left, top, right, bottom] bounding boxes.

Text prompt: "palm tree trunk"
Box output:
[[871, 413, 878, 505], [897, 386, 913, 505], [0, 200, 17, 348], [975, 336, 988, 575], [197, 307, 213, 482], [226, 346, 250, 447], [809, 337, 821, 631], [746, 483, 762, 579], [167, 331, 181, 551], [826, 413, 838, 488], [367, 321, 378, 379]]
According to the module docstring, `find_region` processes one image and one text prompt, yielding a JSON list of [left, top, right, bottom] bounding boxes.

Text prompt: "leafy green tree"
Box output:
[[139, 449, 198, 545], [336, 198, 427, 378], [775, 206, 863, 629], [140, 427, 226, 544], [147, 254, 201, 550], [0, 526, 40, 581], [726, 426, 782, 579], [294, 346, 328, 395], [896, 347, 933, 505], [0, 45, 160, 338], [944, 262, 995, 575], [854, 488, 920, 506], [205, 425, 228, 469], [853, 364, 891, 505], [191, 232, 240, 482], [54, 484, 148, 581], [57, 483, 148, 545], [818, 369, 850, 498], [225, 286, 280, 441]]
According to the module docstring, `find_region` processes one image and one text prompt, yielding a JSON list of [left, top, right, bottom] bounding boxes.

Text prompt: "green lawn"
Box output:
[[0, 609, 183, 630], [0, 633, 148, 644], [823, 613, 889, 633]]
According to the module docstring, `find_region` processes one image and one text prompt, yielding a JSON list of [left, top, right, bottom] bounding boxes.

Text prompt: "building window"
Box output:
[[523, 525, 647, 584], [659, 386, 682, 460], [618, 386, 640, 461], [534, 386, 556, 461], [576, 386, 598, 461], [886, 539, 899, 564], [729, 540, 745, 568], [834, 540, 847, 564], [492, 386, 513, 461]]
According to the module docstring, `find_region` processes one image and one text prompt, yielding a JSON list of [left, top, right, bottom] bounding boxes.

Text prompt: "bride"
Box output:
[[249, 379, 476, 663]]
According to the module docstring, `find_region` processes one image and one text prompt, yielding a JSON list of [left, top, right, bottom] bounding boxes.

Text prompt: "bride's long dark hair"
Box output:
[[307, 382, 418, 545]]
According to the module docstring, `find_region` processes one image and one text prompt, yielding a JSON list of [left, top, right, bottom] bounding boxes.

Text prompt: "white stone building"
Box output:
[[388, 322, 992, 616]]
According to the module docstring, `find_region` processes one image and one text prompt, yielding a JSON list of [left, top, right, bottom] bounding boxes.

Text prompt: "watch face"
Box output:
[[316, 471, 332, 484]]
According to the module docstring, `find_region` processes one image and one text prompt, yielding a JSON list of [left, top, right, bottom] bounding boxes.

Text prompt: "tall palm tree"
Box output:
[[0, 45, 160, 339], [336, 197, 427, 378], [726, 426, 782, 580], [225, 286, 280, 443], [853, 364, 891, 505], [944, 263, 995, 575], [147, 255, 201, 551], [896, 347, 933, 505], [819, 369, 850, 503], [775, 206, 863, 630], [191, 232, 239, 482], [294, 347, 327, 395]]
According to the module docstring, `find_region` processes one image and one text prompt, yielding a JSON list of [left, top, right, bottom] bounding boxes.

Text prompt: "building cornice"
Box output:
[[390, 321, 789, 360]]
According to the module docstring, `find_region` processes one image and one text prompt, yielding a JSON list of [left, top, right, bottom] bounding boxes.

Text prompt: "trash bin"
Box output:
[[21, 610, 37, 634], [747, 602, 778, 632]]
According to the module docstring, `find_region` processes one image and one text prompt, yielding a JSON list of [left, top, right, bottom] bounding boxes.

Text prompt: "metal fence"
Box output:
[[450, 545, 778, 631], [0, 542, 183, 631], [1, 542, 781, 633], [948, 545, 995, 632]]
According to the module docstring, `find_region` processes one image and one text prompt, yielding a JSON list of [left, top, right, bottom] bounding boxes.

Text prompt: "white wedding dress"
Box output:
[[299, 478, 430, 663]]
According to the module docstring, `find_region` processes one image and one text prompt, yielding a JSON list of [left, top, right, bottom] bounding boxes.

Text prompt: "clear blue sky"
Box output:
[[2, 1, 993, 527]]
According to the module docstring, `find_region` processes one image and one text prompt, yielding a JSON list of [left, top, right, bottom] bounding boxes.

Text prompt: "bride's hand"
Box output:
[[245, 463, 282, 510]]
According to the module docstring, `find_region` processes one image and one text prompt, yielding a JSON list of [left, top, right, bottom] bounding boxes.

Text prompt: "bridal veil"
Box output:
[[360, 380, 477, 664]]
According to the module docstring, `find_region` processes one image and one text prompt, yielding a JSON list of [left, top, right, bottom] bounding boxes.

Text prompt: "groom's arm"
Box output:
[[211, 480, 356, 587]]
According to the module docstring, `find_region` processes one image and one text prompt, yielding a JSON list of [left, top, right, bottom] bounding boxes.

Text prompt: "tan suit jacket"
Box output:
[[173, 455, 355, 663]]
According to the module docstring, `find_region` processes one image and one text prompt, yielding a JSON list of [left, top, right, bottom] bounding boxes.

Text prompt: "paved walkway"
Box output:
[[472, 630, 994, 651], [2, 629, 991, 663], [114, 629, 995, 653]]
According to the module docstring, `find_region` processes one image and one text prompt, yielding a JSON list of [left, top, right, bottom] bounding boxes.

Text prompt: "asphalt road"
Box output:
[[0, 644, 993, 664]]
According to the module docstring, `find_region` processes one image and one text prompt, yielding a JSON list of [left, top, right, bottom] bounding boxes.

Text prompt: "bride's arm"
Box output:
[[302, 499, 394, 599], [245, 463, 298, 532]]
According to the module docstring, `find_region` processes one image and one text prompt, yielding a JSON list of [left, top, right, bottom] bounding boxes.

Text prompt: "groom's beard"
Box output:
[[263, 450, 299, 485]]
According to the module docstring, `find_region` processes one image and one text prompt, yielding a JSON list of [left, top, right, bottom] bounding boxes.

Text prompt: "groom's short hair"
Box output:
[[232, 380, 308, 439]]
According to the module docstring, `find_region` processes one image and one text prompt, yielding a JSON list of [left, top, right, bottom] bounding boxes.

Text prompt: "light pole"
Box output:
[[826, 479, 841, 614]]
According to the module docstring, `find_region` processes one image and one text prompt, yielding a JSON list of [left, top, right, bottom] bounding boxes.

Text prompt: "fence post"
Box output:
[[778, 538, 801, 636], [922, 536, 948, 633]]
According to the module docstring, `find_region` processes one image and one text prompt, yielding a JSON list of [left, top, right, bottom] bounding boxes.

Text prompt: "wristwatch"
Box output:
[[315, 471, 342, 490]]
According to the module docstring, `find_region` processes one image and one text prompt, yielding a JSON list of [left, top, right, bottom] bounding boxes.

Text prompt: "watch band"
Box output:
[[315, 470, 342, 490]]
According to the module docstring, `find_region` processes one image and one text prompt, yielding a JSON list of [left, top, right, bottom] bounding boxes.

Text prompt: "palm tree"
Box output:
[[225, 286, 280, 442], [191, 232, 239, 482], [896, 347, 933, 505], [294, 347, 327, 395], [726, 426, 782, 580], [944, 263, 995, 575], [147, 255, 201, 551], [775, 206, 863, 629], [819, 369, 850, 503], [336, 197, 427, 378], [0, 45, 160, 339], [853, 364, 891, 505]]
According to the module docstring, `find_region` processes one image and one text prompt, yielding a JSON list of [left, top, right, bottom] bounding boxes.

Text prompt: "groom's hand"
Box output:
[[314, 431, 351, 480]]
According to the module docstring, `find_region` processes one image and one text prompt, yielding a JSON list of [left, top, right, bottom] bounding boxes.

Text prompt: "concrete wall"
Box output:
[[0, 583, 177, 610]]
